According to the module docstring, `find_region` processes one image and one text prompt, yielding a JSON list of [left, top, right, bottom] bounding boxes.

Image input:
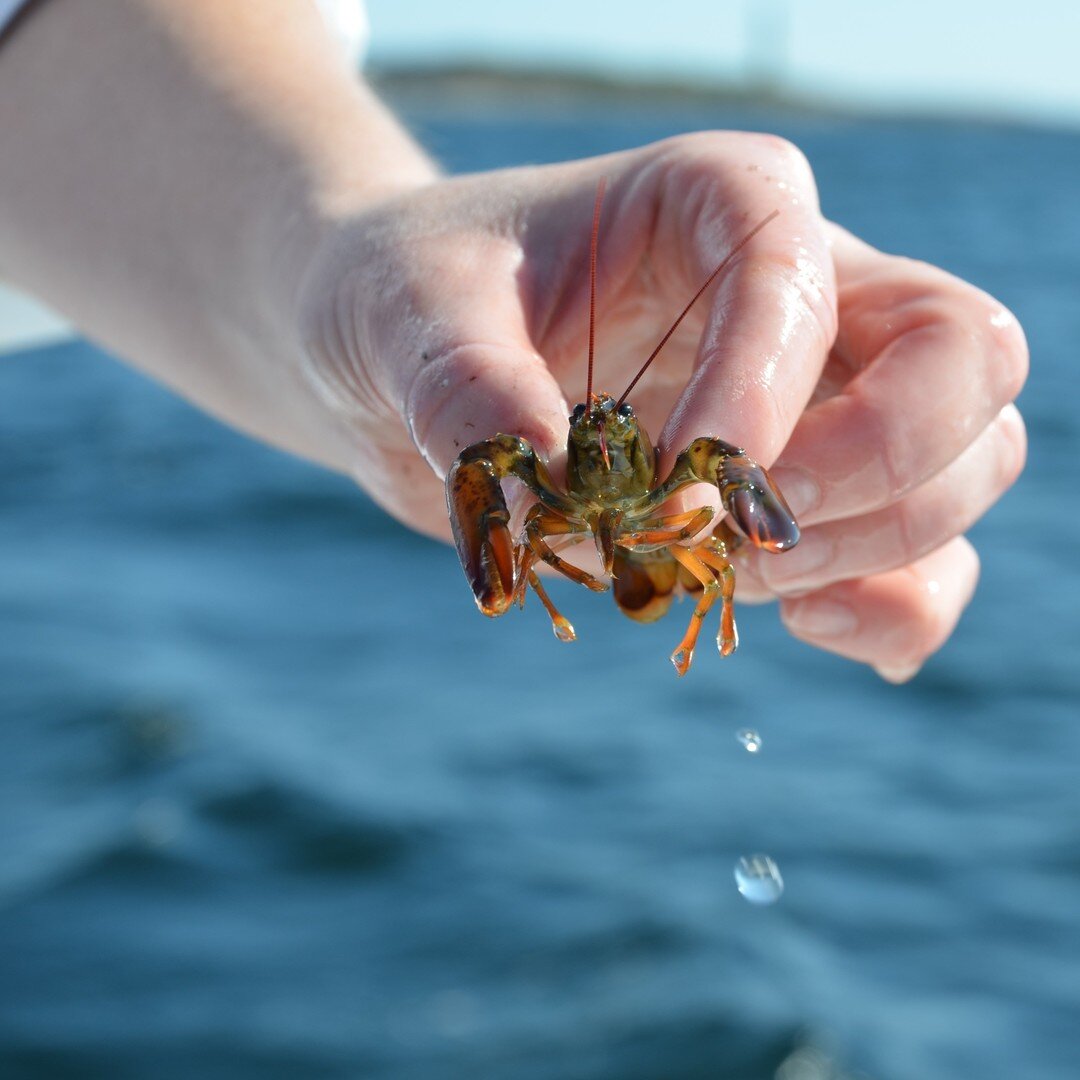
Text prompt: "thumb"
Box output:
[[405, 338, 569, 487], [405, 334, 571, 615], [349, 221, 571, 482]]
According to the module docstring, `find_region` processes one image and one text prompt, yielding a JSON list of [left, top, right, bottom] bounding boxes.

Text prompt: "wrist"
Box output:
[[255, 98, 438, 342], [237, 87, 440, 472]]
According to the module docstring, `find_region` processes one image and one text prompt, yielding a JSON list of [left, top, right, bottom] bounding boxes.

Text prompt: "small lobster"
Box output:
[[445, 181, 800, 675]]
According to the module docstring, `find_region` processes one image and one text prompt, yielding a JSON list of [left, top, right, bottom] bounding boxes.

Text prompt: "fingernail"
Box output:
[[875, 663, 921, 684], [783, 599, 857, 639], [768, 467, 820, 517]]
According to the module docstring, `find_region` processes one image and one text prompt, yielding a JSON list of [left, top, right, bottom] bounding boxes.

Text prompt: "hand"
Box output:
[[296, 132, 1027, 680]]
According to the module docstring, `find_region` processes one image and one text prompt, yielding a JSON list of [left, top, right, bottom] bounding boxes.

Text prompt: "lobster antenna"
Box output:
[[585, 178, 606, 406], [616, 208, 780, 408]]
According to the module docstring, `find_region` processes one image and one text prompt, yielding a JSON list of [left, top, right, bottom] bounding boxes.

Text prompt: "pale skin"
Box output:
[[0, 0, 1028, 681]]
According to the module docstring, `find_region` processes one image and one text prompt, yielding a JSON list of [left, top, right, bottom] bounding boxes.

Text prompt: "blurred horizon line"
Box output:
[[367, 57, 1080, 132]]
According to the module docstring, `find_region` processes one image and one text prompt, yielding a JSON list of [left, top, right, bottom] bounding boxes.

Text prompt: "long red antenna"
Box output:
[[585, 178, 607, 405], [615, 209, 779, 408]]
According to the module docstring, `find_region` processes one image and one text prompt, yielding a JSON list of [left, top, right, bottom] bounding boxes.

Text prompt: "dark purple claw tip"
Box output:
[[729, 485, 800, 553]]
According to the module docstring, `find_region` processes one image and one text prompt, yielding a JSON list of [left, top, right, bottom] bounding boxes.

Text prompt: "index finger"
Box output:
[[653, 134, 837, 470]]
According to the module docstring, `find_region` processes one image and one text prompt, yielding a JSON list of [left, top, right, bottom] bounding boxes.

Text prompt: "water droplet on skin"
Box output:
[[735, 854, 784, 905], [736, 729, 762, 753]]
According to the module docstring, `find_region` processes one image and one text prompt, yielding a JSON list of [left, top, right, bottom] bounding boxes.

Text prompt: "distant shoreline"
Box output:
[[369, 60, 1076, 131], [369, 61, 801, 110]]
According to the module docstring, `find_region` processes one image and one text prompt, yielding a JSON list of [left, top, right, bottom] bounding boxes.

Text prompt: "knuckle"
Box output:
[[994, 404, 1028, 491], [902, 542, 979, 661], [902, 581, 953, 659], [648, 131, 725, 178], [653, 129, 815, 188], [914, 277, 1030, 408], [986, 303, 1030, 403], [756, 133, 814, 182], [934, 286, 1030, 408], [656, 129, 747, 161], [955, 534, 982, 588]]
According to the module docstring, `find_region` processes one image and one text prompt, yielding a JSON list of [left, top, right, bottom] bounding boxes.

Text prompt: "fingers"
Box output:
[[740, 224, 1027, 678], [769, 224, 1030, 524], [779, 536, 981, 682], [756, 404, 1025, 595], [653, 132, 838, 469], [737, 403, 1023, 678]]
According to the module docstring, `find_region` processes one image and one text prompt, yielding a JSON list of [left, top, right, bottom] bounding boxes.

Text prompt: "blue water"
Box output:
[[1, 101, 1078, 1079]]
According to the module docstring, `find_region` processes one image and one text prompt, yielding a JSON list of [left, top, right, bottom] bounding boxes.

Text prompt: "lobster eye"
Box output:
[[617, 403, 634, 418], [571, 403, 587, 422]]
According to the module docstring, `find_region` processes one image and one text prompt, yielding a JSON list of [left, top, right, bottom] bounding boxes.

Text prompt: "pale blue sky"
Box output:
[[365, 0, 1080, 123]]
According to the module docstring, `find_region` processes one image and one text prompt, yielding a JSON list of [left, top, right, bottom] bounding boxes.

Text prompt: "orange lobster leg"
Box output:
[[667, 546, 723, 676], [694, 545, 738, 658], [526, 570, 576, 642]]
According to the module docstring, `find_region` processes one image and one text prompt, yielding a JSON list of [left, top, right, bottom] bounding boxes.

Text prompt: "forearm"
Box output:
[[0, 0, 436, 470]]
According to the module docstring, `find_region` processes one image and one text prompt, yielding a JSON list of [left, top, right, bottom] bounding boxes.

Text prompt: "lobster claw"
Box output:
[[674, 438, 800, 554], [446, 457, 517, 616], [704, 442, 799, 552], [725, 462, 803, 548]]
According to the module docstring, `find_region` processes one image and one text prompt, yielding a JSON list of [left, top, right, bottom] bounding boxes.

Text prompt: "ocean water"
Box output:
[[1, 101, 1078, 1080]]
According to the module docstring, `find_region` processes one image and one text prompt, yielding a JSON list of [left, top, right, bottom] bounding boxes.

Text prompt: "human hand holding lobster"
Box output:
[[298, 132, 1027, 680], [0, 3, 1026, 680]]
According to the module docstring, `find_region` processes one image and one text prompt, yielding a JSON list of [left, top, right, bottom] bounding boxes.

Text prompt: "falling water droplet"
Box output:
[[734, 854, 784, 905], [736, 728, 762, 753]]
